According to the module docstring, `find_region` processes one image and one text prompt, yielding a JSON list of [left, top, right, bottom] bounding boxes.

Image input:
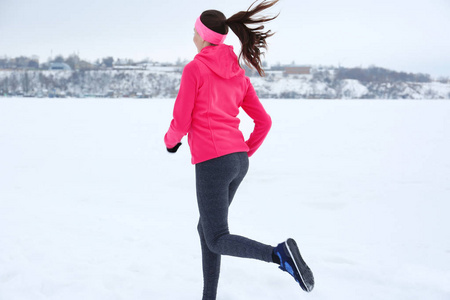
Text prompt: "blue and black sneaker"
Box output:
[[274, 238, 314, 292]]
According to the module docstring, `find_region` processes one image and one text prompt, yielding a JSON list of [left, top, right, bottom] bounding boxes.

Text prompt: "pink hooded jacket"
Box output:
[[164, 44, 272, 164]]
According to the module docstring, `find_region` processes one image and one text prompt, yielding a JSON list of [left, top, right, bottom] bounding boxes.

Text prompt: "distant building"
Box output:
[[49, 62, 72, 70], [78, 61, 96, 70], [284, 66, 311, 75], [112, 65, 146, 71], [265, 64, 312, 75]]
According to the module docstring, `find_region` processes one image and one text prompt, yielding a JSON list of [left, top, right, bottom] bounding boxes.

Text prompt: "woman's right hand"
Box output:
[[167, 142, 182, 153]]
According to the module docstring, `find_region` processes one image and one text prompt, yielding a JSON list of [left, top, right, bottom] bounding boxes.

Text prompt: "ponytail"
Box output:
[[198, 1, 279, 76], [226, 0, 279, 76]]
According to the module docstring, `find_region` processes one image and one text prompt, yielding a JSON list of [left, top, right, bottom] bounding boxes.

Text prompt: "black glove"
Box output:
[[167, 142, 182, 153]]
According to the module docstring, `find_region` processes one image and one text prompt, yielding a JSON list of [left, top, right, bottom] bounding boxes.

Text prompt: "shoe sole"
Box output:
[[286, 238, 314, 292]]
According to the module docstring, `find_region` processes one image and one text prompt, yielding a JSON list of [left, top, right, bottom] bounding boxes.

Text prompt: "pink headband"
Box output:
[[195, 16, 227, 45]]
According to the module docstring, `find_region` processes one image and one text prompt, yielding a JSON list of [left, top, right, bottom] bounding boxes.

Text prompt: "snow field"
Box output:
[[1, 98, 449, 299]]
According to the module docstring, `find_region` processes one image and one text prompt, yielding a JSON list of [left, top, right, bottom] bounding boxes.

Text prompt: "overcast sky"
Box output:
[[1, 0, 449, 77]]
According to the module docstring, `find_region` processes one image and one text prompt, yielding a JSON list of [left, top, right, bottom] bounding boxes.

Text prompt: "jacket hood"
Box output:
[[195, 44, 245, 79]]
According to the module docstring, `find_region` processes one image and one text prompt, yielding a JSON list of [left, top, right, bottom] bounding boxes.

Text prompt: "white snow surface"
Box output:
[[1, 98, 450, 300]]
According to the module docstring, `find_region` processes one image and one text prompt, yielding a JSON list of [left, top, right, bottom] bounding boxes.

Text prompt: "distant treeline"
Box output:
[[2, 54, 448, 83], [334, 66, 432, 83], [0, 54, 185, 71]]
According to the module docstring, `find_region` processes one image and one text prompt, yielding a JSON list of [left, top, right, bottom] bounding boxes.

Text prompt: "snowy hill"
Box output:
[[1, 66, 450, 99]]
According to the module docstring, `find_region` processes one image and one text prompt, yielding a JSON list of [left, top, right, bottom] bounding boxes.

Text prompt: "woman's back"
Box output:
[[167, 44, 271, 164], [189, 44, 250, 163]]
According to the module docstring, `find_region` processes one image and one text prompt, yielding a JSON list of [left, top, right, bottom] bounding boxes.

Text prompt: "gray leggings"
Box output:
[[196, 152, 274, 300]]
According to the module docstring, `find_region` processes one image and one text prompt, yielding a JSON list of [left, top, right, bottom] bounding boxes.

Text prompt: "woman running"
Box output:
[[164, 1, 314, 299]]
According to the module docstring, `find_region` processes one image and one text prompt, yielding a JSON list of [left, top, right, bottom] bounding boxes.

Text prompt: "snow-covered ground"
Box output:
[[1, 98, 449, 300]]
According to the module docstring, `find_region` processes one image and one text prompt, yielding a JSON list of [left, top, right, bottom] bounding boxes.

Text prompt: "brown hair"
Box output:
[[200, 0, 279, 76]]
